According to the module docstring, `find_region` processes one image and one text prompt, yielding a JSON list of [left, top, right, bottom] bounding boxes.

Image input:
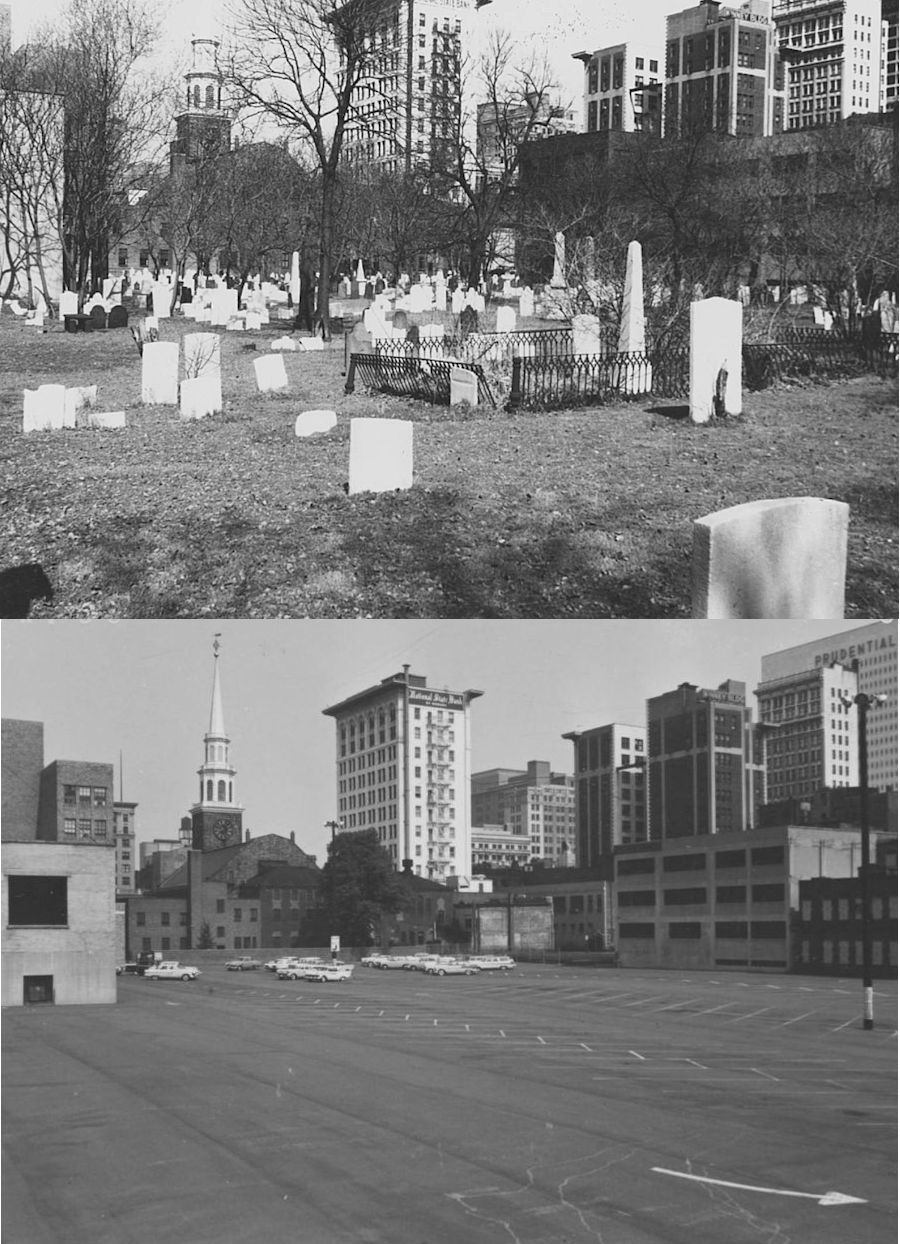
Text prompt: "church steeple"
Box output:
[[190, 635, 243, 851], [169, 30, 232, 173]]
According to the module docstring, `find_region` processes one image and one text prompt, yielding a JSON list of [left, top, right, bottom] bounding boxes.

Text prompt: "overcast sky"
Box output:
[[1, 619, 874, 863], [8, 0, 678, 106]]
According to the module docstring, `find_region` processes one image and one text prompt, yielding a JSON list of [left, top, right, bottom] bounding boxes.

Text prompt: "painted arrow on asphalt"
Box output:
[[652, 1168, 866, 1206]]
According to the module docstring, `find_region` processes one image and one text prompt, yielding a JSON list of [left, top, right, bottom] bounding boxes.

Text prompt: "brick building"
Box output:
[[471, 760, 575, 866]]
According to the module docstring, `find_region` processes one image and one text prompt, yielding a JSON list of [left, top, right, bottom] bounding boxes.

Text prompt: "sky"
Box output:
[[0, 619, 877, 864], [8, 0, 679, 107]]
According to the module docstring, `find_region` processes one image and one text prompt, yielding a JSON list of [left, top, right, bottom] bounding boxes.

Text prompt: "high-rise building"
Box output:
[[169, 34, 232, 172], [561, 725, 647, 868], [340, 0, 482, 173], [572, 41, 664, 134], [882, 0, 899, 113], [471, 760, 575, 865], [647, 680, 764, 840], [757, 621, 897, 793], [323, 668, 482, 881], [189, 638, 244, 852], [113, 801, 137, 895], [774, 0, 883, 129], [755, 661, 861, 801], [666, 0, 787, 137]]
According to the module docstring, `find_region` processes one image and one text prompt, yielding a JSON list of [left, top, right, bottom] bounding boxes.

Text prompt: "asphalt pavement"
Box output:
[[3, 964, 896, 1244]]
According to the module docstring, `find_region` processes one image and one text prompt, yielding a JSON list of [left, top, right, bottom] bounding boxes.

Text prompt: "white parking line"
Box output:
[[780, 1010, 819, 1026], [629, 1050, 646, 1061], [624, 995, 668, 1007], [694, 1002, 736, 1015], [684, 1059, 707, 1069], [658, 999, 702, 1012], [831, 1016, 860, 1032], [537, 1036, 547, 1044], [725, 1007, 771, 1023], [580, 1043, 593, 1052], [751, 1068, 779, 1082]]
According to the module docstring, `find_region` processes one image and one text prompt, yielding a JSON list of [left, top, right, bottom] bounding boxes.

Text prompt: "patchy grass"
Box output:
[[0, 313, 896, 618]]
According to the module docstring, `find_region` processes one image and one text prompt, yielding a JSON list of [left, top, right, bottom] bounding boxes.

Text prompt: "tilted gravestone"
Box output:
[[348, 418, 413, 495], [691, 497, 849, 619], [295, 409, 337, 438], [689, 297, 742, 424], [254, 353, 289, 393], [141, 341, 180, 405], [450, 366, 479, 407]]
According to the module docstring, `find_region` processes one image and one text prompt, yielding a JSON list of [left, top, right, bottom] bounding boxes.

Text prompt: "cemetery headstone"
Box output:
[[141, 341, 180, 405], [88, 305, 108, 330], [180, 374, 223, 419], [270, 336, 298, 351], [618, 240, 646, 354], [450, 366, 479, 407], [152, 282, 171, 319], [692, 497, 849, 619], [551, 231, 566, 288], [349, 418, 413, 494], [254, 353, 289, 393], [519, 287, 535, 318], [495, 305, 516, 334], [459, 305, 478, 338], [392, 309, 409, 333], [450, 289, 466, 315], [64, 385, 98, 427], [85, 410, 126, 430], [184, 332, 222, 379], [59, 290, 78, 321], [23, 384, 66, 433], [107, 305, 129, 329], [689, 297, 742, 424], [433, 284, 447, 312], [299, 337, 325, 351], [571, 313, 603, 357], [295, 409, 337, 437]]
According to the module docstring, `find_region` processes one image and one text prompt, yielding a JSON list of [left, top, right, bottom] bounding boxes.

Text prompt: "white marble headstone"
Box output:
[[184, 332, 222, 378], [254, 353, 289, 392], [348, 418, 413, 494], [689, 297, 742, 424], [141, 341, 180, 405], [180, 374, 223, 419]]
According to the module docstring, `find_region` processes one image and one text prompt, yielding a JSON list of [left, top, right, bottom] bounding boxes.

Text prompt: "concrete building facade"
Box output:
[[647, 680, 764, 841], [774, 0, 883, 128], [666, 0, 787, 137], [614, 822, 889, 971], [323, 668, 483, 882], [471, 823, 531, 870], [562, 724, 647, 869], [2, 841, 117, 1005], [471, 760, 575, 865], [573, 41, 664, 134], [759, 621, 897, 793]]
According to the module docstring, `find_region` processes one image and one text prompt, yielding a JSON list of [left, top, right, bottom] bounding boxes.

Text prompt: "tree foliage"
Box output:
[[317, 830, 404, 947]]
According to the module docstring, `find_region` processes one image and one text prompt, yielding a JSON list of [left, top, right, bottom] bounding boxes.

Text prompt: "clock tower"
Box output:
[[190, 636, 243, 851]]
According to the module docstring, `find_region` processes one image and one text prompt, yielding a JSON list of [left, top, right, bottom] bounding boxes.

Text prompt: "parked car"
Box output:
[[116, 962, 142, 976], [225, 956, 262, 971], [277, 958, 327, 981], [424, 960, 479, 976], [144, 962, 201, 981], [305, 963, 354, 983], [465, 955, 515, 971]]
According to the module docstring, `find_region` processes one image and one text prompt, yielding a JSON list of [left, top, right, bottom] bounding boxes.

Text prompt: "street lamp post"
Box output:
[[840, 679, 887, 1031]]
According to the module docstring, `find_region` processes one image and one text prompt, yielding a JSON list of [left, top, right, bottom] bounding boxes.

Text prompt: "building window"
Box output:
[[136, 911, 145, 926], [63, 819, 76, 837], [669, 923, 702, 938], [93, 821, 107, 839], [216, 899, 225, 913], [8, 876, 68, 925], [618, 922, 655, 938], [161, 912, 170, 926], [234, 908, 242, 921], [250, 908, 258, 922], [216, 926, 225, 938], [161, 937, 170, 951], [751, 884, 784, 903], [78, 786, 91, 802], [64, 785, 77, 804], [93, 787, 107, 806]]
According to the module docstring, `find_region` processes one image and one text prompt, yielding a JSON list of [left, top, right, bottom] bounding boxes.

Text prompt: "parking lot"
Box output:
[[3, 965, 896, 1244]]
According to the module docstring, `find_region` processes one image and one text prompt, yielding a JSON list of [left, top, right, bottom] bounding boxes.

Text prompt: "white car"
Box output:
[[225, 956, 262, 971], [277, 958, 327, 981], [144, 962, 201, 981], [424, 959, 479, 976], [465, 955, 515, 971], [304, 963, 354, 983]]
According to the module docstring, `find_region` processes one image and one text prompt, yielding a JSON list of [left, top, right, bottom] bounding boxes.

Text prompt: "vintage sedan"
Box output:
[[144, 962, 201, 981], [304, 963, 354, 983], [225, 956, 263, 971], [423, 959, 479, 976]]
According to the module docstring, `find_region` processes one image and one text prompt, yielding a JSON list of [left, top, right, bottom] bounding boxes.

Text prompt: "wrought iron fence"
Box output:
[[743, 336, 897, 388], [345, 353, 496, 408], [508, 349, 689, 411]]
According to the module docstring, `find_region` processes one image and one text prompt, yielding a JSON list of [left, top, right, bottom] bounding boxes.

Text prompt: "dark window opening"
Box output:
[[8, 876, 68, 926]]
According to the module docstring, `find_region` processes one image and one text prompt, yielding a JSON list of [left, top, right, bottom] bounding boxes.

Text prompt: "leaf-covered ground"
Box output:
[[0, 313, 896, 618]]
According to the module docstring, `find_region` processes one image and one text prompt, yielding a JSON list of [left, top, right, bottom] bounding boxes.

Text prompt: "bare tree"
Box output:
[[430, 30, 557, 289], [226, 0, 390, 339]]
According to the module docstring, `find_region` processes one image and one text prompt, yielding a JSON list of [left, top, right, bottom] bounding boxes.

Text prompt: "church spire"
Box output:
[[190, 634, 243, 851]]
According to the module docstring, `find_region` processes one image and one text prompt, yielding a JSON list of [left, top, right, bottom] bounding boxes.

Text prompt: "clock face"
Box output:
[[212, 818, 232, 844]]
